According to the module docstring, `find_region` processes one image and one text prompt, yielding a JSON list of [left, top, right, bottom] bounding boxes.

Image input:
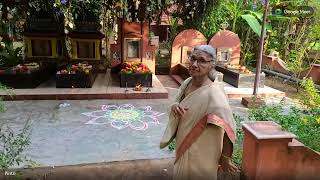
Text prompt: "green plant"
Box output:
[[215, 0, 269, 66], [232, 113, 246, 167], [266, 0, 319, 79], [0, 123, 31, 171], [71, 0, 103, 21], [249, 104, 320, 152], [287, 48, 309, 90], [198, 0, 229, 38], [0, 83, 32, 171], [0, 83, 14, 112], [0, 43, 23, 67], [168, 17, 179, 44], [300, 78, 320, 110]]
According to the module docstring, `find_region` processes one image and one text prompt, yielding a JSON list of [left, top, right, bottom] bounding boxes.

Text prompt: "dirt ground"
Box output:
[[264, 75, 302, 101]]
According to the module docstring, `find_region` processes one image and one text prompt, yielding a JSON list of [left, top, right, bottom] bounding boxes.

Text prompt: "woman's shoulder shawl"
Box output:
[[174, 77, 192, 102], [159, 77, 192, 149], [206, 84, 236, 143]]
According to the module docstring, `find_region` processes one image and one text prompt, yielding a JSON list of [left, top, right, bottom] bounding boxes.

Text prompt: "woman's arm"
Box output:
[[222, 133, 233, 158], [220, 134, 239, 172]]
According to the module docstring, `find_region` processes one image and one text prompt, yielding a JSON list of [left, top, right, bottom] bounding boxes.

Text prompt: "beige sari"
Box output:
[[160, 77, 236, 180]]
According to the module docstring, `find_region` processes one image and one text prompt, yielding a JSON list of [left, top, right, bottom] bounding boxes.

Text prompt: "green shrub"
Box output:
[[0, 43, 23, 67], [300, 78, 320, 110], [232, 113, 245, 167], [0, 84, 31, 171], [0, 124, 31, 170], [249, 104, 320, 152]]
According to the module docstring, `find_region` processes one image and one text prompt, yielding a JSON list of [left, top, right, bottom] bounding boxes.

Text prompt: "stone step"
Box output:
[[170, 75, 184, 85]]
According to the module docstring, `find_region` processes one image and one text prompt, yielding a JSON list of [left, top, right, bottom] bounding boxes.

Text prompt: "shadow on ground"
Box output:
[[9, 158, 240, 180]]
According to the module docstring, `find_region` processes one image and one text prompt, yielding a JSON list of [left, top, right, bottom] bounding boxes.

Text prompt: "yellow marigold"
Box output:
[[302, 118, 308, 124], [316, 118, 320, 124]]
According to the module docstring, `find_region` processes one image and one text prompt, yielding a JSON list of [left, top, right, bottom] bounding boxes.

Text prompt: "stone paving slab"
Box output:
[[0, 77, 295, 168], [0, 99, 176, 167]]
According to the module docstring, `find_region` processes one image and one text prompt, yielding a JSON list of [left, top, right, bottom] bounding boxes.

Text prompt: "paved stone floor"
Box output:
[[0, 76, 291, 168]]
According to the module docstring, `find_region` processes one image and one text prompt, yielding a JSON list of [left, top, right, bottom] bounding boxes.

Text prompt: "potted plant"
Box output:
[[56, 62, 97, 88], [120, 62, 152, 87]]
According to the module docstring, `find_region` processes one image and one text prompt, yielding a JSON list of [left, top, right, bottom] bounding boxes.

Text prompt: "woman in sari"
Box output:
[[160, 45, 238, 180]]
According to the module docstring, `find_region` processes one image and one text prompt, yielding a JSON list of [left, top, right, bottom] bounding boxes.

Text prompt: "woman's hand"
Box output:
[[220, 155, 239, 173], [172, 104, 189, 118]]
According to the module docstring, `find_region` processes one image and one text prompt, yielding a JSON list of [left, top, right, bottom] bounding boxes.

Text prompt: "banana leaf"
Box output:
[[241, 14, 265, 37], [244, 10, 263, 22]]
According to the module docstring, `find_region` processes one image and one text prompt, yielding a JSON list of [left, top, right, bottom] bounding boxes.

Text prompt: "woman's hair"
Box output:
[[193, 45, 217, 64], [193, 45, 218, 81]]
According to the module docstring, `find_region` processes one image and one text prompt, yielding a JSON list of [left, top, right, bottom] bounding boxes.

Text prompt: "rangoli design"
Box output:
[[82, 104, 165, 131]]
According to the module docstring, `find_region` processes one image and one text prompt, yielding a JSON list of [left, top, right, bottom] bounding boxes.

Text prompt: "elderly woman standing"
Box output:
[[160, 45, 238, 180]]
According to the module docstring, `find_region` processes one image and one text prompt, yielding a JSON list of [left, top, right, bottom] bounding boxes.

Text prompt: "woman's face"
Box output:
[[188, 50, 213, 77]]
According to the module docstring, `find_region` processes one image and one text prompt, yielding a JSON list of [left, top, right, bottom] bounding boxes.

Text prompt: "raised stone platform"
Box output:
[[215, 65, 265, 88], [0, 70, 168, 100], [171, 74, 285, 98]]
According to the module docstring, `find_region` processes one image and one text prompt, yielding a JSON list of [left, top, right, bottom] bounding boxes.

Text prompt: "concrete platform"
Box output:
[[0, 71, 168, 100], [171, 75, 285, 98], [223, 82, 285, 98]]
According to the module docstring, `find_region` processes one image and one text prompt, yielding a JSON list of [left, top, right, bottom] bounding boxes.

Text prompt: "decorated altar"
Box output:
[[0, 62, 56, 89], [56, 63, 97, 88], [120, 62, 152, 88]]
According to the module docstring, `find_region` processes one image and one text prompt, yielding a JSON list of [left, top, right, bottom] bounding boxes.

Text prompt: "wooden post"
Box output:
[[253, 0, 269, 96]]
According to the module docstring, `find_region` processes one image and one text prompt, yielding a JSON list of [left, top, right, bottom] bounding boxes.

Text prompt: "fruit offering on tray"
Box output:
[[224, 64, 240, 70], [57, 63, 93, 75], [0, 62, 40, 74], [16, 62, 40, 72], [121, 62, 151, 74], [224, 63, 252, 74]]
